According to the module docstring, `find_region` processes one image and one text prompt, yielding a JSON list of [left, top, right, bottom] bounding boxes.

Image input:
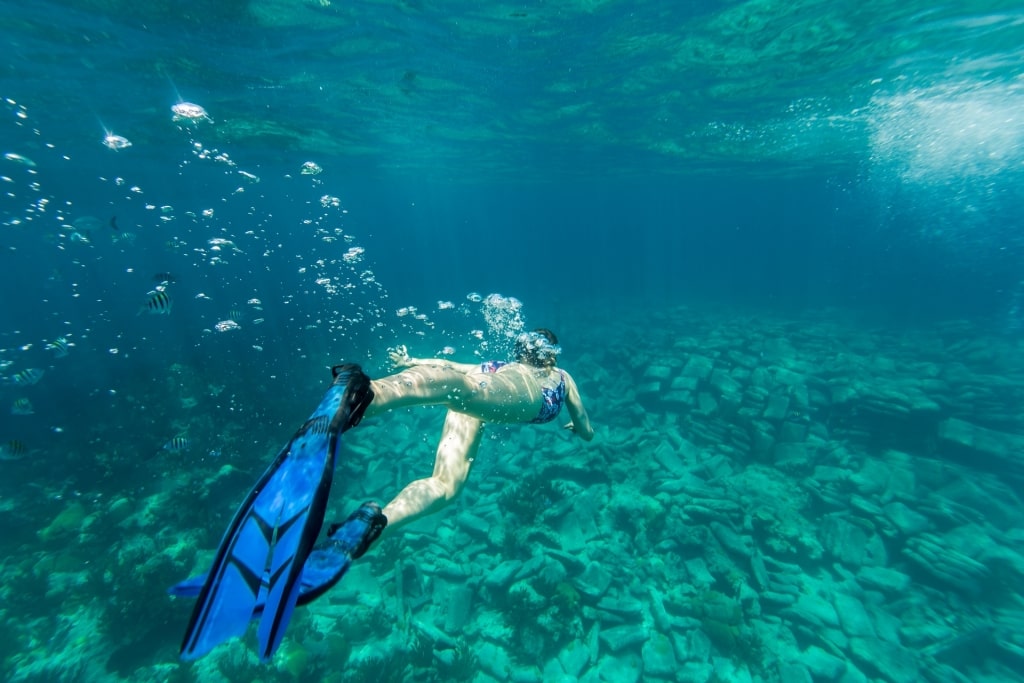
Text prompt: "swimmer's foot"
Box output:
[[330, 363, 374, 431], [328, 501, 388, 559], [288, 501, 387, 605]]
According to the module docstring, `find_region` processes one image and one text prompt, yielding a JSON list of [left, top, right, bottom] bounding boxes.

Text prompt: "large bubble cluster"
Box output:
[[386, 291, 533, 361], [480, 293, 526, 359]]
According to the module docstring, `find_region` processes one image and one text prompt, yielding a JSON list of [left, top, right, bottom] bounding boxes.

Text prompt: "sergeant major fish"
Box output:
[[163, 436, 192, 452], [139, 290, 172, 315], [11, 397, 34, 415], [12, 368, 44, 386], [0, 440, 27, 460], [46, 337, 71, 358]]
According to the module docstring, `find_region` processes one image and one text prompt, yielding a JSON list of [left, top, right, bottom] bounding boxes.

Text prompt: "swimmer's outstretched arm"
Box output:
[[562, 373, 595, 441], [388, 344, 480, 374]]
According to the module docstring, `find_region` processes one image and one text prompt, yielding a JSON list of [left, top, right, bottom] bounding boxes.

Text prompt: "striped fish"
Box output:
[[163, 436, 192, 452], [12, 368, 44, 386], [141, 290, 173, 315], [11, 397, 34, 415], [46, 337, 71, 357], [0, 440, 27, 460]]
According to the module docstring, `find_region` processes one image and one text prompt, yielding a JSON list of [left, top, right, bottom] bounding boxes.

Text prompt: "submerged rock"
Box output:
[[856, 566, 910, 594], [444, 584, 474, 632], [575, 561, 613, 601], [882, 501, 931, 536], [762, 393, 790, 421], [902, 533, 990, 593], [38, 502, 88, 541], [819, 516, 887, 567], [832, 592, 876, 638], [596, 595, 644, 618], [595, 653, 642, 683], [801, 645, 847, 680], [599, 624, 648, 653], [642, 632, 677, 678], [777, 661, 812, 683], [478, 641, 513, 681], [783, 594, 840, 629], [486, 559, 523, 590], [682, 355, 714, 380], [644, 365, 673, 380], [938, 418, 1024, 469], [848, 636, 919, 683]]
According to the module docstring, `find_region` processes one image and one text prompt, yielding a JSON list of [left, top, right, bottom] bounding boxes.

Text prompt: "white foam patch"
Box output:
[[867, 79, 1024, 185]]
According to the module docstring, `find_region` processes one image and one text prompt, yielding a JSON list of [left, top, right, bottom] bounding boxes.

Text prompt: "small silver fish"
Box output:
[[11, 397, 33, 415], [3, 153, 36, 168]]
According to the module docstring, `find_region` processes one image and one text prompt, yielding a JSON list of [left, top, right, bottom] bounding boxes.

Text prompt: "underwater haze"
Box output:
[[2, 1, 1024, 682]]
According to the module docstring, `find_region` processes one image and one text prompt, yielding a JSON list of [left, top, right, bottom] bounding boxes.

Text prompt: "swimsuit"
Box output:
[[479, 361, 566, 424]]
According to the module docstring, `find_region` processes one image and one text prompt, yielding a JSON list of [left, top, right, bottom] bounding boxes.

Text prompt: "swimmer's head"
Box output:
[[514, 328, 561, 367]]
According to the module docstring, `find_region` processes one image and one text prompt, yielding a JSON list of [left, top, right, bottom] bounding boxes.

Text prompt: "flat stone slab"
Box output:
[[644, 365, 674, 380], [485, 560, 523, 590], [682, 355, 714, 380], [938, 417, 1024, 466], [857, 566, 910, 594], [642, 632, 678, 678], [849, 636, 919, 683], [575, 561, 613, 600], [600, 624, 648, 653]]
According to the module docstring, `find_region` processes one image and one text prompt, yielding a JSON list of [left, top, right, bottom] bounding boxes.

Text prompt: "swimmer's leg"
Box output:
[[382, 410, 483, 529], [364, 365, 477, 418]]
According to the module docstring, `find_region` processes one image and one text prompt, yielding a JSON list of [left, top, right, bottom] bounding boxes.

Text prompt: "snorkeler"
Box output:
[[176, 329, 592, 661], [371, 328, 594, 530]]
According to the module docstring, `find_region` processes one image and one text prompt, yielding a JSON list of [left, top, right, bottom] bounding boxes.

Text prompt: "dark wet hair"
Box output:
[[514, 328, 561, 367]]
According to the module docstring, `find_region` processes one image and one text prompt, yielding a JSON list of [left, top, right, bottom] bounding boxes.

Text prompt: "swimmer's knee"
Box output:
[[442, 478, 465, 502]]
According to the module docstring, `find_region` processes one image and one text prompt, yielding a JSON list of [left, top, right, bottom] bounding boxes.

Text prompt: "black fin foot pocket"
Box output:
[[330, 363, 374, 430], [326, 501, 387, 560]]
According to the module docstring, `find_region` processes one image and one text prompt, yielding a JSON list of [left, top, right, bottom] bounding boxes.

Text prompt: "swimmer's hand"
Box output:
[[564, 421, 594, 441], [388, 345, 413, 369]]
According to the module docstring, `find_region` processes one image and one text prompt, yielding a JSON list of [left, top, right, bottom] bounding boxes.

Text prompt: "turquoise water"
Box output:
[[2, 1, 1024, 682]]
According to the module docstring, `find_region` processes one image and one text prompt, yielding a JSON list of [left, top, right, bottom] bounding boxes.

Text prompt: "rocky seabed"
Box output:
[[11, 308, 1024, 683]]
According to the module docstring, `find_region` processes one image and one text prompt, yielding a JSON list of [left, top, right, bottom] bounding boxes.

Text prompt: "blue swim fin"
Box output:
[[179, 364, 373, 661], [170, 501, 387, 616]]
